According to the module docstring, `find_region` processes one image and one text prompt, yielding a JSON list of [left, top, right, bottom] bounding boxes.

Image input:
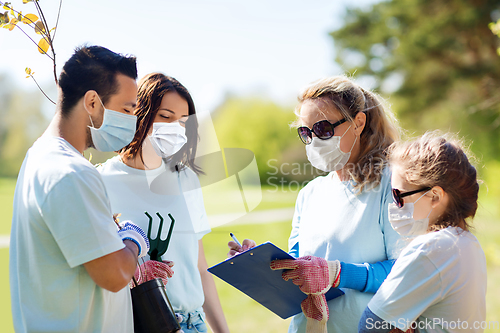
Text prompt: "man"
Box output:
[[10, 45, 149, 332]]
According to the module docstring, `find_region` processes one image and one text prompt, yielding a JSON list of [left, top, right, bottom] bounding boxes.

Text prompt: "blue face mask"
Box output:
[[87, 96, 137, 152]]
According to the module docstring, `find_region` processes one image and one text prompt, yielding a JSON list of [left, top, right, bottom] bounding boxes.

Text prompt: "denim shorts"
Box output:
[[177, 308, 207, 333]]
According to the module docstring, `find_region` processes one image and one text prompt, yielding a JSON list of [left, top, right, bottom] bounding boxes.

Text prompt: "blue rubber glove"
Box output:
[[118, 221, 150, 258]]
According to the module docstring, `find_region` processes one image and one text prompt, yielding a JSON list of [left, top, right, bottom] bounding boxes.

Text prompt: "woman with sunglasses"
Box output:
[[358, 132, 486, 333], [98, 73, 229, 333], [229, 76, 402, 332]]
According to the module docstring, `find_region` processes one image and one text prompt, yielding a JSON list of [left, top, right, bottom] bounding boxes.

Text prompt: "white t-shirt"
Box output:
[[368, 227, 487, 332], [10, 135, 133, 333], [97, 156, 211, 312], [287, 168, 402, 333]]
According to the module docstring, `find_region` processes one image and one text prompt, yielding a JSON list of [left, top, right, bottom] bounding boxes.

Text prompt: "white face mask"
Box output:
[[388, 192, 433, 237], [305, 125, 357, 172], [148, 122, 187, 158]]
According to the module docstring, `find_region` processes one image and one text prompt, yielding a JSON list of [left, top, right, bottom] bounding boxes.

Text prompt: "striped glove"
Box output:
[[270, 256, 340, 333], [135, 260, 174, 286], [118, 221, 150, 258]]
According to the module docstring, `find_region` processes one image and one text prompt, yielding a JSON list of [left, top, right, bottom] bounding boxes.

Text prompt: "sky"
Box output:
[[0, 0, 381, 114]]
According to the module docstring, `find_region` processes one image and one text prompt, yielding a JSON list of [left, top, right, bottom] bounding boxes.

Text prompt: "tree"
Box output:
[[330, 0, 500, 162], [0, 0, 62, 104], [0, 73, 49, 177], [212, 95, 318, 183]]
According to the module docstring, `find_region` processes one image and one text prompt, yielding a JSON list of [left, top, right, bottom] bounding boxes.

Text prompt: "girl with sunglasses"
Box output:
[[228, 76, 402, 332], [98, 73, 229, 333], [359, 132, 486, 332]]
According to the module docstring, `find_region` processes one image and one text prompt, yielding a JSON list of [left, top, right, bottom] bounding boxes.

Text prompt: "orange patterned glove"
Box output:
[[270, 256, 340, 294], [134, 260, 174, 286], [270, 256, 340, 333]]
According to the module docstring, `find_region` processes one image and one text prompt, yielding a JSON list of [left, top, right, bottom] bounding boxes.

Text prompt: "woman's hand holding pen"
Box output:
[[227, 234, 256, 257]]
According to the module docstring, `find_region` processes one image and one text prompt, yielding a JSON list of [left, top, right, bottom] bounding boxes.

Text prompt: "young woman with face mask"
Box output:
[[228, 76, 403, 333], [358, 132, 486, 333], [98, 73, 229, 333]]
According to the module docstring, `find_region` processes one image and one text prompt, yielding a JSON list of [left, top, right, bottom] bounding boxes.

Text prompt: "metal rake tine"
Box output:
[[154, 212, 170, 259], [160, 214, 175, 258], [144, 211, 153, 241], [145, 211, 161, 260]]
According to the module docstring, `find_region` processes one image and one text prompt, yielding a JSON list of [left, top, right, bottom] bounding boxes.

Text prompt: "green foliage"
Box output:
[[330, 0, 500, 165], [212, 95, 308, 182], [490, 18, 500, 55], [0, 74, 49, 177]]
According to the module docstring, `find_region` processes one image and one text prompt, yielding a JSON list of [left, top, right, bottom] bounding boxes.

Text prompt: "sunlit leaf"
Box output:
[[3, 2, 11, 10], [22, 0, 33, 4], [490, 21, 500, 36], [37, 37, 49, 54], [25, 66, 35, 78], [21, 13, 37, 24], [7, 17, 17, 31], [34, 20, 45, 34]]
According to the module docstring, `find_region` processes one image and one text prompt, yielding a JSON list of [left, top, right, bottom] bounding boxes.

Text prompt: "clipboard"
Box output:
[[208, 242, 344, 319]]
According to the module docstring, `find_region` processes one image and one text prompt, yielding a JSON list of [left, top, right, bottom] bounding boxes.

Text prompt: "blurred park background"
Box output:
[[1, 0, 500, 332]]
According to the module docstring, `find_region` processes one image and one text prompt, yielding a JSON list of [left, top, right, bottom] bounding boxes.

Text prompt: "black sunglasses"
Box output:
[[297, 118, 347, 145], [392, 187, 432, 208]]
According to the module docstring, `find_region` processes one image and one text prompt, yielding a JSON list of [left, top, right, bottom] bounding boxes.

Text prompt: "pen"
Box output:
[[230, 232, 242, 248]]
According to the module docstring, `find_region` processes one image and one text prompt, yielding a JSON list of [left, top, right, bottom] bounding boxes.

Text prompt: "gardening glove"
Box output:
[[270, 256, 340, 333], [135, 260, 175, 286], [118, 221, 150, 258]]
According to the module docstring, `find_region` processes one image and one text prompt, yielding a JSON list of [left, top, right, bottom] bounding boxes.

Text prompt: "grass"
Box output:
[[0, 248, 13, 332], [474, 196, 500, 330], [1, 179, 499, 332], [0, 178, 16, 235], [201, 183, 299, 215]]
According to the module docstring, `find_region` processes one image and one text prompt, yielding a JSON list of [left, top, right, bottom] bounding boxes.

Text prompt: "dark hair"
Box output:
[[119, 73, 202, 174], [58, 45, 137, 116], [389, 131, 479, 231]]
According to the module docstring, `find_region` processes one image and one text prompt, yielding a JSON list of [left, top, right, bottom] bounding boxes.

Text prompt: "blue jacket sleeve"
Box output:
[[338, 259, 396, 293], [358, 306, 395, 333]]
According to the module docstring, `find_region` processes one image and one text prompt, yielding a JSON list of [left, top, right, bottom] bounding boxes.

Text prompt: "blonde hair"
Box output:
[[388, 131, 479, 231], [293, 76, 400, 192]]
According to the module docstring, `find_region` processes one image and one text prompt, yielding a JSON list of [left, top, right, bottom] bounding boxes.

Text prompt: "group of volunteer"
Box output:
[[10, 45, 485, 333]]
